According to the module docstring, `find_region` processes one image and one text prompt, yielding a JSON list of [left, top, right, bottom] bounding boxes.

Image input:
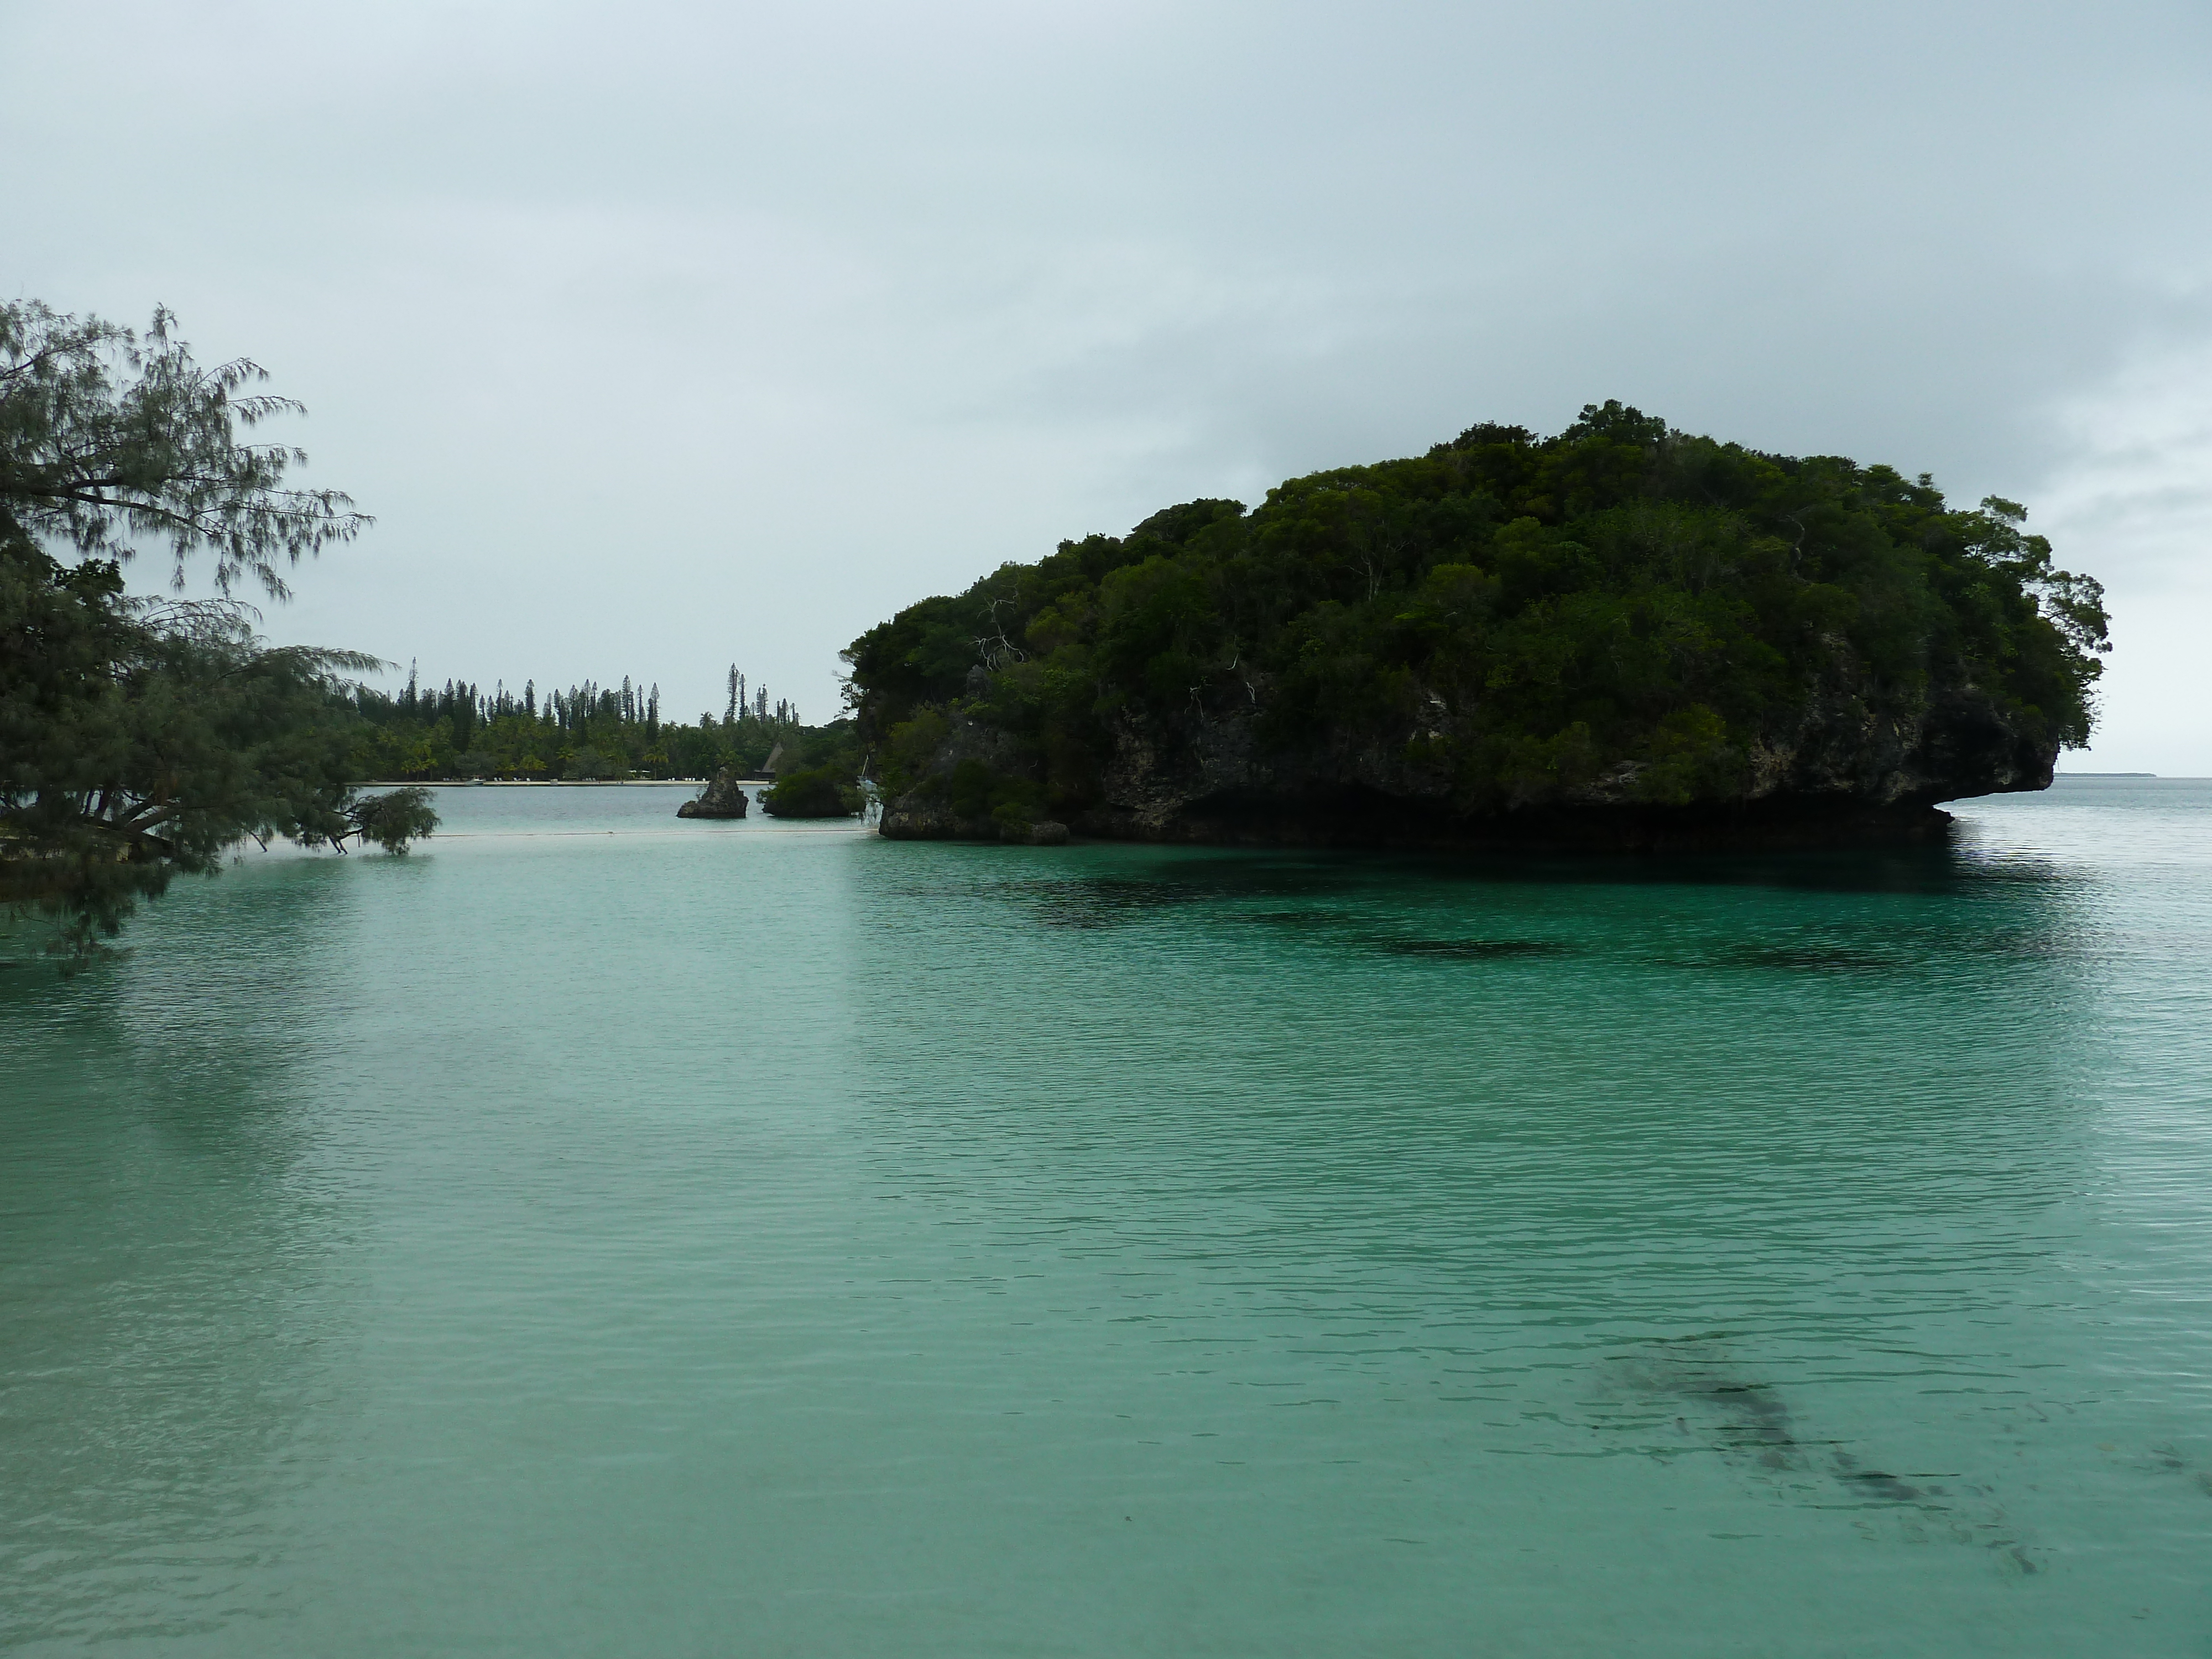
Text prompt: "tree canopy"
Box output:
[[1, 301, 424, 966], [1, 300, 369, 598]]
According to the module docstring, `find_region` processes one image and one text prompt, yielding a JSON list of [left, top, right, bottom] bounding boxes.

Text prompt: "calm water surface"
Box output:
[[3, 779, 2210, 1656]]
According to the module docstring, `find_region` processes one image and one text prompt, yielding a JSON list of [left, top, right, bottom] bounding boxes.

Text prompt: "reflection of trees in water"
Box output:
[[0, 859, 364, 1645]]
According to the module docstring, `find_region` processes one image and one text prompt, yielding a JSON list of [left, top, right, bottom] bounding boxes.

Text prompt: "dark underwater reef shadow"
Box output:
[[964, 833, 2075, 907], [1006, 859, 1370, 930], [899, 839, 2090, 985], [2138, 1444, 2212, 1503], [1711, 940, 1911, 974], [1374, 938, 1570, 961], [887, 855, 2080, 997], [1387, 841, 2079, 902], [1599, 1338, 2041, 1575], [1230, 909, 1572, 961], [1003, 870, 1578, 962]]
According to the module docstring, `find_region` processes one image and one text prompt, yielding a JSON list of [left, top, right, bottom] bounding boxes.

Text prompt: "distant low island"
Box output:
[[340, 666, 869, 819], [846, 404, 2110, 850], [349, 663, 858, 789]]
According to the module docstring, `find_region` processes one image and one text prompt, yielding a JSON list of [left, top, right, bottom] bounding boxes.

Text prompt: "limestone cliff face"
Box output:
[[878, 664, 2055, 851]]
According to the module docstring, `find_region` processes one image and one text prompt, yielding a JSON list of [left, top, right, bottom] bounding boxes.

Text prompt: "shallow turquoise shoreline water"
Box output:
[[4, 780, 2209, 1655]]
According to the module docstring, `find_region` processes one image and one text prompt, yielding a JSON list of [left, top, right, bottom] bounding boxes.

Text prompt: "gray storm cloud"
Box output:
[[4, 0, 2206, 765]]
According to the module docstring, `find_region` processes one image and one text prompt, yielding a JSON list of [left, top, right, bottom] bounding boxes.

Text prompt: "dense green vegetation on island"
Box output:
[[847, 404, 2109, 838], [760, 765, 869, 818]]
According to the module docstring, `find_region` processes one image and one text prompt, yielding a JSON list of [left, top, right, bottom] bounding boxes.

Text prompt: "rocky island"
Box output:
[[676, 769, 749, 818], [845, 404, 2109, 850]]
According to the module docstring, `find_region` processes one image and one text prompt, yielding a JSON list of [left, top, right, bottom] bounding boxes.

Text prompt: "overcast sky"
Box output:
[[6, 0, 2208, 768]]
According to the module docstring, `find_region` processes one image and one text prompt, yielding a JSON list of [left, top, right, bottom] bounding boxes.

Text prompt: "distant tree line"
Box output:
[[349, 661, 860, 782]]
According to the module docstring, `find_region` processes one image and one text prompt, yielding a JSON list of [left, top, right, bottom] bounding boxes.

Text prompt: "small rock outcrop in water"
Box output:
[[847, 405, 2110, 851], [676, 769, 749, 819]]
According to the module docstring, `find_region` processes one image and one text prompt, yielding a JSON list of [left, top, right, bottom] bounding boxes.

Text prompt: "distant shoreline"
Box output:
[[361, 779, 773, 788]]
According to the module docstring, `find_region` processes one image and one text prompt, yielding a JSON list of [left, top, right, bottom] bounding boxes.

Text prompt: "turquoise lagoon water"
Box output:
[[3, 778, 2209, 1656]]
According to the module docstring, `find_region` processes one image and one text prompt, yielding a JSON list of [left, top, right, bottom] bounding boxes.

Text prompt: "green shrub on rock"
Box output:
[[761, 765, 866, 819]]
